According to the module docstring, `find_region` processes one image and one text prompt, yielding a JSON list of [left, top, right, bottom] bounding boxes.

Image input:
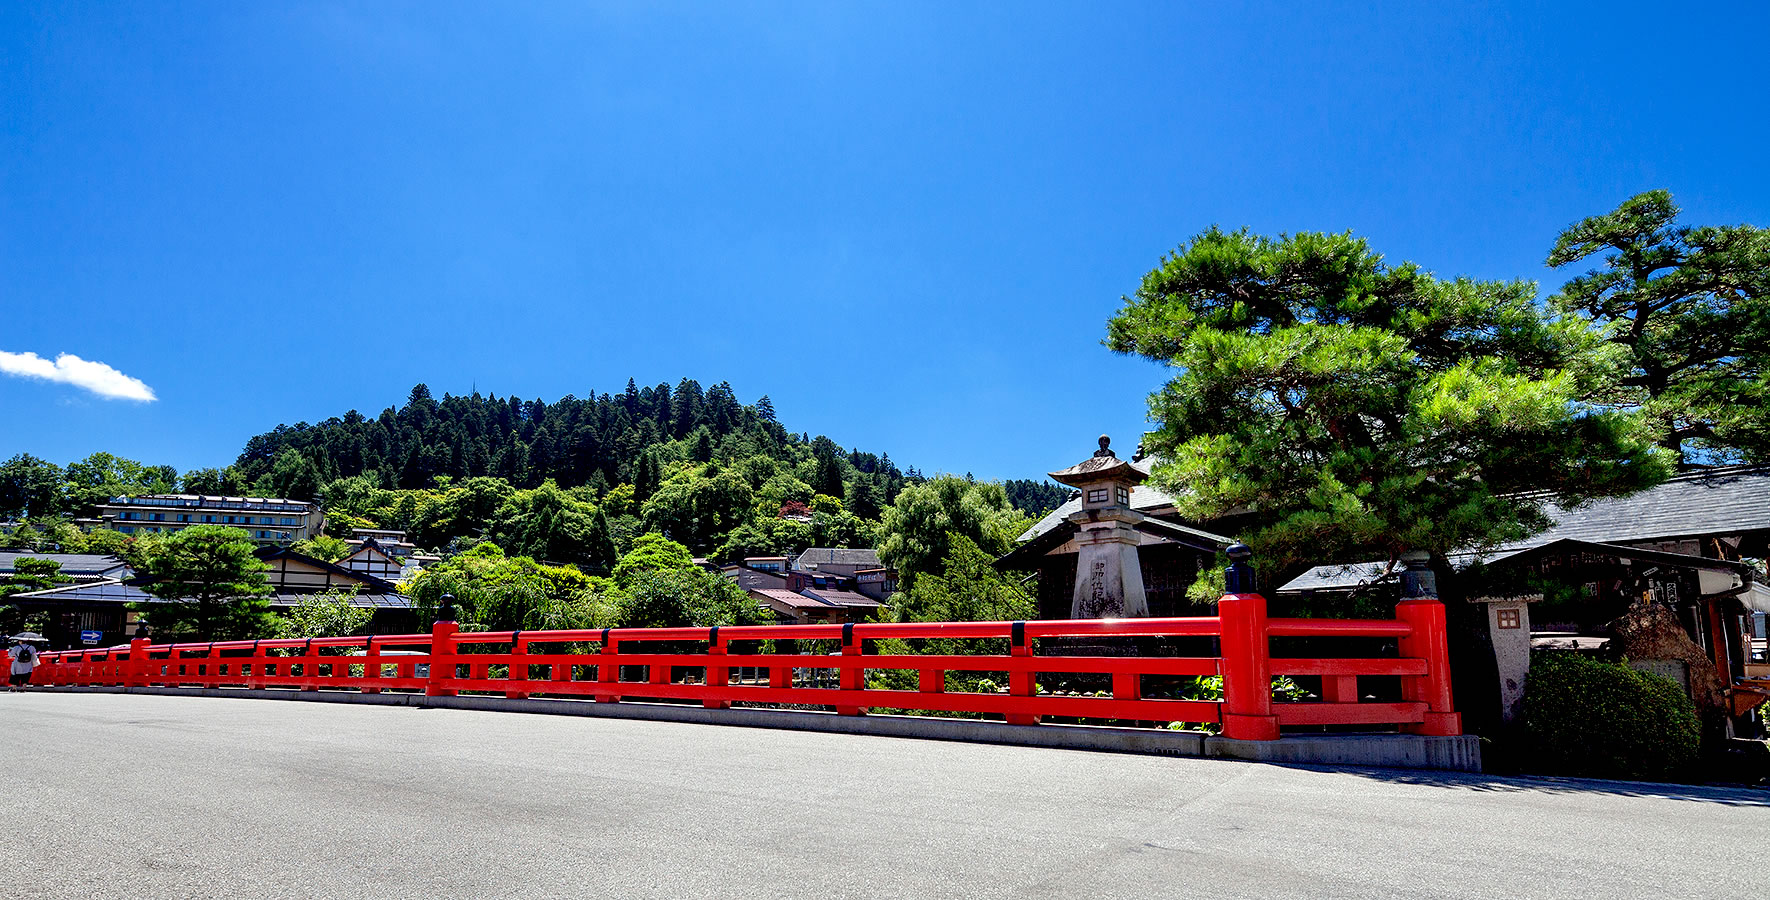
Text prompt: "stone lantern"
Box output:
[[1049, 435, 1150, 618]]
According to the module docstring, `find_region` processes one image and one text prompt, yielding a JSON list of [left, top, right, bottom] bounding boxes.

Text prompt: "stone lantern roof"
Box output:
[[1047, 435, 1147, 489]]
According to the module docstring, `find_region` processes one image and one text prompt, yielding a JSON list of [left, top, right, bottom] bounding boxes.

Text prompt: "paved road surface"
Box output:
[[2, 692, 1764, 899]]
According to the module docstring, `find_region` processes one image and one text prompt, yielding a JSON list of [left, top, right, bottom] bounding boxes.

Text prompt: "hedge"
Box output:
[[1518, 650, 1700, 781]]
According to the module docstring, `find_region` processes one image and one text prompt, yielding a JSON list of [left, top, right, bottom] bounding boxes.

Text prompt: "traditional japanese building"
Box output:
[[1278, 466, 1770, 735], [10, 545, 416, 647]]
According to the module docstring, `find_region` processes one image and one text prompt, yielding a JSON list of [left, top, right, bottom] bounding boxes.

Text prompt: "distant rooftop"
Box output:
[[794, 548, 883, 569], [0, 552, 128, 577], [102, 494, 318, 511], [11, 579, 410, 609]]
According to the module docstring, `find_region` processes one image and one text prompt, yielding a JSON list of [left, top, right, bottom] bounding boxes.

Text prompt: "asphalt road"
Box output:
[[2, 692, 1765, 899]]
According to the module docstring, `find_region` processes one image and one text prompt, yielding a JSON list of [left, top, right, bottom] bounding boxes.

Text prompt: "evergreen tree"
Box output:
[[689, 428, 715, 463], [582, 507, 617, 576], [1106, 226, 1671, 578], [672, 379, 705, 438], [133, 525, 274, 640], [813, 447, 846, 499], [1547, 190, 1770, 466]]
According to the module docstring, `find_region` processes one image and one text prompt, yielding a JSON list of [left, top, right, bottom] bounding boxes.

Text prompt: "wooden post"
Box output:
[[704, 627, 731, 709], [837, 623, 866, 716], [1396, 553, 1461, 736], [596, 629, 620, 703], [1218, 544, 1279, 741], [506, 632, 529, 699], [425, 598, 460, 698], [1006, 621, 1039, 725]]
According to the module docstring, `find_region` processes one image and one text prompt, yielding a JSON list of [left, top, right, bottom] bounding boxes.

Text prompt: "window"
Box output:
[[1087, 489, 1108, 503], [1115, 487, 1130, 506]]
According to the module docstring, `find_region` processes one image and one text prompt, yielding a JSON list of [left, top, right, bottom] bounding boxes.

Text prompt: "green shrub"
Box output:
[[1519, 651, 1699, 781]]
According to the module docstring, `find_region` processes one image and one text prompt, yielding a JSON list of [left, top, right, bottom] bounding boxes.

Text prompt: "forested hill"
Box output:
[[235, 380, 898, 496], [231, 380, 1067, 518], [0, 378, 1071, 567]]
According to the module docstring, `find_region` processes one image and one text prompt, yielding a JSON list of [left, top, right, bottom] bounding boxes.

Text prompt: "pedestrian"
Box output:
[[9, 637, 42, 691]]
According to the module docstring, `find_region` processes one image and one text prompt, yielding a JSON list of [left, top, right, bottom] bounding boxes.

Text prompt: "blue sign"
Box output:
[[80, 630, 102, 645]]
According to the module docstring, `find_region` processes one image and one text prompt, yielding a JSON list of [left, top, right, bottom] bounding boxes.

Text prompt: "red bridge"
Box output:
[[29, 589, 1459, 741]]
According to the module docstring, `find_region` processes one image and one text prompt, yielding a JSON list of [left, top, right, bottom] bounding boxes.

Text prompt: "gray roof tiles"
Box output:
[[793, 548, 883, 569], [1279, 468, 1770, 594], [10, 579, 410, 609], [0, 552, 128, 576]]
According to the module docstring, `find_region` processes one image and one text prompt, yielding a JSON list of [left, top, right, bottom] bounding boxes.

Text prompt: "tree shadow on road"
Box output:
[[1286, 765, 1770, 807]]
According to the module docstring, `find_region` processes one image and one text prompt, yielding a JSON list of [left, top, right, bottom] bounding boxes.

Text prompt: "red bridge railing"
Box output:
[[28, 590, 1460, 740]]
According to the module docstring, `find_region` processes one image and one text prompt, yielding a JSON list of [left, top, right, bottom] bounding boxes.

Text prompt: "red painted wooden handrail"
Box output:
[[28, 595, 1460, 739]]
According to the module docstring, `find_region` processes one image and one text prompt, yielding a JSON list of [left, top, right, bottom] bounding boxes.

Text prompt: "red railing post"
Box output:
[[596, 628, 620, 703], [550, 638, 571, 688], [299, 638, 319, 692], [1395, 553, 1460, 735], [704, 626, 731, 710], [426, 622, 459, 698], [362, 636, 382, 695], [836, 623, 867, 716], [1005, 621, 1039, 726], [1218, 544, 1279, 741], [505, 633, 528, 699]]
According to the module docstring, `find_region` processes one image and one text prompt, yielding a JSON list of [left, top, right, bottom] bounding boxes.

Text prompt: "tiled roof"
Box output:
[[727, 567, 790, 591], [751, 588, 834, 610], [104, 493, 315, 506], [1510, 467, 1770, 546], [1279, 468, 1770, 594], [793, 548, 882, 569], [10, 579, 410, 609], [0, 552, 128, 577], [800, 588, 886, 609]]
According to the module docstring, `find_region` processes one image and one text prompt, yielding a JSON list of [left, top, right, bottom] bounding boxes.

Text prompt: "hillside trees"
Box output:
[[230, 380, 906, 508], [876, 476, 1030, 587], [0, 454, 63, 519], [1547, 190, 1770, 466], [1107, 227, 1671, 579], [1002, 478, 1069, 517]]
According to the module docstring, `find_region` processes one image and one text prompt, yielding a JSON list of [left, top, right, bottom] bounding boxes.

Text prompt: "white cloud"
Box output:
[[0, 350, 157, 402]]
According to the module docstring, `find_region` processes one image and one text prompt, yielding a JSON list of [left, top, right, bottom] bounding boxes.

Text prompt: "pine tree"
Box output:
[[1107, 225, 1671, 577], [673, 379, 704, 438], [583, 507, 617, 575]]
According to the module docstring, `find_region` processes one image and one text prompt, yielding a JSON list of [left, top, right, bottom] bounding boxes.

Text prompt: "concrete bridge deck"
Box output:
[[2, 692, 1763, 899]]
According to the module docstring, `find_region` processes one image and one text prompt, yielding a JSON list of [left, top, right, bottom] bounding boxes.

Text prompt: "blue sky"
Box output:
[[3, 2, 1766, 481]]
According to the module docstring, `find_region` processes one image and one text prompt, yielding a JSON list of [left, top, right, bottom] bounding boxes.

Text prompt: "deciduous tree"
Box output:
[[876, 476, 1027, 587]]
